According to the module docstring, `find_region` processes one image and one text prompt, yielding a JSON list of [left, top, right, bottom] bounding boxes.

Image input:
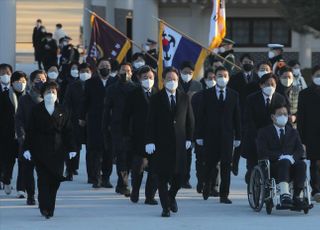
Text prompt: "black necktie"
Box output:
[[246, 73, 251, 83], [4, 87, 8, 91], [219, 90, 224, 103], [146, 91, 151, 98], [266, 98, 270, 109], [170, 95, 176, 113], [280, 128, 285, 145]]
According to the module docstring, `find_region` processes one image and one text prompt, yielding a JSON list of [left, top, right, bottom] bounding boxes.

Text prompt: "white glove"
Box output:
[[23, 150, 31, 161], [233, 140, 241, 148], [196, 139, 204, 146], [279, 154, 295, 165], [69, 152, 77, 159], [185, 141, 192, 150], [145, 143, 155, 155]]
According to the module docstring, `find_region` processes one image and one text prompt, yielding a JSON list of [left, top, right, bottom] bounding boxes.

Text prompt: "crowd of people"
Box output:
[[0, 20, 320, 219]]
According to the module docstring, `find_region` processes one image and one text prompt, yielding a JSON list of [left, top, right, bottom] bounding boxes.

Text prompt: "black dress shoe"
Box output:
[[40, 209, 50, 219], [130, 190, 139, 203], [293, 197, 307, 209], [87, 178, 95, 184], [65, 173, 73, 181], [169, 197, 178, 213], [196, 183, 203, 194], [210, 189, 220, 197], [202, 183, 211, 200], [27, 197, 36, 206], [73, 170, 79, 175], [181, 181, 192, 189], [101, 179, 113, 188], [145, 198, 158, 205], [161, 209, 170, 217], [220, 197, 232, 204], [116, 187, 131, 197], [92, 182, 101, 188], [280, 194, 293, 208]]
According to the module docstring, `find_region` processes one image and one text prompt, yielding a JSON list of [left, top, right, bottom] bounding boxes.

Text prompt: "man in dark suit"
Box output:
[[228, 54, 260, 175], [103, 62, 137, 196], [123, 65, 158, 205], [40, 33, 58, 72], [145, 67, 194, 217], [257, 103, 306, 208], [243, 73, 288, 184], [32, 19, 46, 69], [80, 58, 117, 188], [297, 65, 320, 202], [178, 60, 202, 189], [195, 66, 241, 204]]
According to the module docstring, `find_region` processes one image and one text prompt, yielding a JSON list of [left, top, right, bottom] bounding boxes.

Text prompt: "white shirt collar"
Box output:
[[166, 89, 176, 97], [1, 84, 10, 91], [215, 86, 226, 100], [45, 103, 55, 116], [101, 78, 107, 87], [262, 92, 272, 102]]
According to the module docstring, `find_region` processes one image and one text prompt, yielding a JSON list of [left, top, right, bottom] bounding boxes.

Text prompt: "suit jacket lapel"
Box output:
[[160, 89, 171, 114]]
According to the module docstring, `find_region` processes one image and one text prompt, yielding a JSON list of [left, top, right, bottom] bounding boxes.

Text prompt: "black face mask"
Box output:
[[34, 81, 44, 92], [243, 63, 254, 72], [99, 68, 110, 77]]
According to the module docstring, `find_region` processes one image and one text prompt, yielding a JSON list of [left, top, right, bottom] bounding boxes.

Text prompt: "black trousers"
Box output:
[[310, 160, 320, 196], [183, 148, 192, 183], [158, 174, 182, 211], [1, 145, 17, 185], [205, 158, 231, 198], [131, 155, 157, 199], [16, 158, 35, 197], [270, 159, 306, 195], [87, 148, 113, 184], [245, 154, 258, 184], [36, 165, 61, 215]]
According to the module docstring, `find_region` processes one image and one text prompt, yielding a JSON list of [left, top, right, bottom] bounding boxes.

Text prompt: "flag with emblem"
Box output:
[[158, 21, 208, 89], [208, 0, 226, 50], [86, 15, 131, 65]]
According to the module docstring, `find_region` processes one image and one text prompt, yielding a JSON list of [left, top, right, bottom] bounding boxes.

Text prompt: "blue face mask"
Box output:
[[34, 81, 44, 91]]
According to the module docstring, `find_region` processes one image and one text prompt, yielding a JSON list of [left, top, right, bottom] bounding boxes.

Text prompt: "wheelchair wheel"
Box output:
[[247, 166, 266, 212]]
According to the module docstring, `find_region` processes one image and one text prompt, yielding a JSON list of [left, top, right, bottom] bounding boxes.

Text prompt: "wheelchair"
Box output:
[[247, 159, 313, 215]]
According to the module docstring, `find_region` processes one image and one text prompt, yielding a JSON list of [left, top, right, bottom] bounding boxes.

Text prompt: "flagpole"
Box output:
[[153, 16, 242, 71], [85, 8, 158, 64]]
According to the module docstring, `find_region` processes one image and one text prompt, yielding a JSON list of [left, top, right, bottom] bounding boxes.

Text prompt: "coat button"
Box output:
[[173, 120, 176, 124]]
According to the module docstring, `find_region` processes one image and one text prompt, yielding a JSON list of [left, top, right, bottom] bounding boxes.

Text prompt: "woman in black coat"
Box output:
[[23, 81, 76, 219]]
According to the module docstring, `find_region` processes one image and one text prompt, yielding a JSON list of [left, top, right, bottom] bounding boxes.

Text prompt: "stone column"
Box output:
[[0, 0, 16, 67], [299, 33, 312, 69]]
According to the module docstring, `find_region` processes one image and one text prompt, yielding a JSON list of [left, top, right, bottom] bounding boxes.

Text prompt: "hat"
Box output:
[[267, 44, 284, 50], [146, 38, 157, 45], [221, 38, 235, 46]]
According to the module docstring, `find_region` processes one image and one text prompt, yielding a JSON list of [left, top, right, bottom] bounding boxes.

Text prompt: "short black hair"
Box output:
[[162, 66, 179, 80], [40, 81, 59, 97], [120, 62, 133, 71], [279, 66, 292, 76], [132, 52, 145, 61], [45, 32, 53, 37], [288, 59, 300, 67], [257, 61, 272, 69], [137, 65, 154, 77], [180, 61, 195, 71], [270, 102, 288, 115], [11, 71, 27, 83], [96, 57, 110, 68], [215, 66, 228, 75], [312, 65, 320, 75], [204, 68, 215, 79], [56, 23, 62, 28], [30, 70, 47, 82], [259, 73, 278, 85], [0, 63, 13, 73], [79, 63, 91, 71], [240, 53, 253, 63]]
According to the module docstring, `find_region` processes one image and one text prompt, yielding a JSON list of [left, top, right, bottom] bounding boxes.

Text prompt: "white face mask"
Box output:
[[262, 86, 275, 96], [133, 61, 145, 69], [280, 78, 293, 87], [48, 72, 58, 80], [0, 74, 11, 85], [12, 82, 26, 93], [44, 92, 57, 105], [275, 115, 288, 127], [268, 51, 276, 59], [216, 77, 229, 88], [181, 73, 193, 83], [205, 79, 216, 88], [292, 68, 301, 77], [79, 72, 91, 82], [109, 72, 117, 78], [313, 76, 320, 86], [70, 69, 79, 78], [141, 79, 154, 90], [165, 80, 178, 91], [258, 70, 269, 78]]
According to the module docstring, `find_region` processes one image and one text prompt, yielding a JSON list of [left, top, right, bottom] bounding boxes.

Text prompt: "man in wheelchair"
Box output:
[[257, 103, 307, 209]]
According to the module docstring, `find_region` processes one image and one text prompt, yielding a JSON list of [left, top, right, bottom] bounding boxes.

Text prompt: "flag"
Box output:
[[208, 0, 226, 50], [158, 22, 208, 89], [86, 15, 131, 65]]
